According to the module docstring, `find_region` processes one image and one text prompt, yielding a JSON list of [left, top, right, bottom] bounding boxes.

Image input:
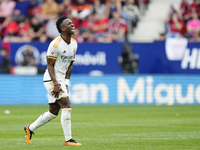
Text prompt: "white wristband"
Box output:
[[65, 79, 69, 85]]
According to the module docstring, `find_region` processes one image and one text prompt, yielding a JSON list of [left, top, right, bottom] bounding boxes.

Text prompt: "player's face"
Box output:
[[62, 19, 75, 35]]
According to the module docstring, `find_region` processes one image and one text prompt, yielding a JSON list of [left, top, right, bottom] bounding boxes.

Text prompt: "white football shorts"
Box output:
[[43, 79, 69, 104]]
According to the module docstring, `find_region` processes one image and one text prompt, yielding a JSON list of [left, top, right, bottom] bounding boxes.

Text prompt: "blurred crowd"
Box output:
[[0, 0, 149, 43], [164, 0, 200, 42]]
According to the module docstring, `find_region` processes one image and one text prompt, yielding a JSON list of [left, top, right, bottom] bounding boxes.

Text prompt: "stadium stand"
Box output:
[[0, 0, 150, 43], [128, 0, 182, 42]]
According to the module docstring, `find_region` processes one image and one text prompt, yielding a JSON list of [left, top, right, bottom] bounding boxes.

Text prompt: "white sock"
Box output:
[[61, 108, 72, 141], [29, 111, 57, 131]]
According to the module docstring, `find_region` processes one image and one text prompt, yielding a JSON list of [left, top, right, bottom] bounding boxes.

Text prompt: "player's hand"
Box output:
[[66, 85, 69, 93], [51, 84, 64, 98]]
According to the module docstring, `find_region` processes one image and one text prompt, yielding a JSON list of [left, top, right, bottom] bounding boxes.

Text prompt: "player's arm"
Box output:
[[66, 61, 74, 80], [65, 61, 74, 92], [47, 57, 64, 98]]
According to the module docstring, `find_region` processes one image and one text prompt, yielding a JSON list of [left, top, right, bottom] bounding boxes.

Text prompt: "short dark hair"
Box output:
[[56, 15, 68, 33]]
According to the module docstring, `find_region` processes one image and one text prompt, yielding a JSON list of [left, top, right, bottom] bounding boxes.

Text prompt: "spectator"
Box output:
[[71, 0, 91, 20], [80, 14, 94, 34], [105, 0, 121, 18], [12, 9, 26, 23], [20, 45, 36, 66], [1, 16, 19, 37], [108, 10, 127, 42], [189, 32, 200, 42], [14, 0, 37, 16], [186, 11, 200, 37], [121, 0, 140, 33], [0, 47, 13, 74], [83, 30, 97, 42], [18, 17, 32, 42], [157, 33, 166, 41], [29, 6, 42, 18], [165, 11, 185, 38], [0, 0, 16, 23], [90, 0, 106, 17], [41, 0, 59, 20], [59, 0, 73, 16], [45, 13, 60, 40], [91, 13, 109, 42], [190, 0, 200, 16], [29, 15, 45, 41], [180, 0, 193, 21]]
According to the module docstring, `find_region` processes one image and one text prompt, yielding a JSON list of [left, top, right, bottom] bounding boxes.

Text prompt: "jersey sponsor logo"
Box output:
[[61, 55, 74, 63]]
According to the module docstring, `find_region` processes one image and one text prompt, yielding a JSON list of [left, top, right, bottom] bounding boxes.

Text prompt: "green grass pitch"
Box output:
[[0, 105, 200, 150]]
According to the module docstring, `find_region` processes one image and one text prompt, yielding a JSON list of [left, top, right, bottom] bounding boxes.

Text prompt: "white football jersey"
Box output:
[[43, 36, 77, 81]]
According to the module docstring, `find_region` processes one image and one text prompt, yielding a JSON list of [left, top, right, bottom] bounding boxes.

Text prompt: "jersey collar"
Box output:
[[60, 35, 71, 45]]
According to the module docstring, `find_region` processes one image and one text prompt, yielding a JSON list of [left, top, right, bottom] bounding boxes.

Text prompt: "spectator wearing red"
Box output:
[[91, 13, 109, 40], [1, 16, 19, 37], [71, 0, 91, 20], [79, 14, 97, 42], [180, 0, 193, 21], [80, 14, 94, 33], [108, 10, 127, 42], [165, 11, 185, 38], [190, 0, 200, 16], [18, 17, 32, 42]]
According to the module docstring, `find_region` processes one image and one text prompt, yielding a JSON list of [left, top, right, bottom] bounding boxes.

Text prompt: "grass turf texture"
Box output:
[[0, 105, 200, 150]]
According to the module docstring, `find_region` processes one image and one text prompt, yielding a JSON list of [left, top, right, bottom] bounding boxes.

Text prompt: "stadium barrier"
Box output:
[[0, 74, 199, 105], [0, 39, 200, 74]]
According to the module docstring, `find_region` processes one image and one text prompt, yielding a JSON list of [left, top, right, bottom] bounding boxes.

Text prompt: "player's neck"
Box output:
[[61, 34, 71, 44]]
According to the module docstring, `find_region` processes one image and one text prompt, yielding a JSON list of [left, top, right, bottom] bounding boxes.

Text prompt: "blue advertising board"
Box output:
[[8, 41, 200, 74], [0, 74, 200, 105]]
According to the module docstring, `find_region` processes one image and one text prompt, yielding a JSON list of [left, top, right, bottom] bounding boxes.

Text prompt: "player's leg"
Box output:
[[57, 97, 81, 146], [24, 102, 60, 144]]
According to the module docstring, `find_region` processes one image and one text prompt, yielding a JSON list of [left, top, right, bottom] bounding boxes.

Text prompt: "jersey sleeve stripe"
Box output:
[[47, 56, 57, 59], [53, 36, 62, 49]]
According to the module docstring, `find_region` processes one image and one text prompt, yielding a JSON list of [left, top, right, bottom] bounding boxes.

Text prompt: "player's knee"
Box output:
[[58, 97, 71, 108], [66, 102, 71, 108], [63, 99, 71, 108], [49, 109, 59, 116]]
